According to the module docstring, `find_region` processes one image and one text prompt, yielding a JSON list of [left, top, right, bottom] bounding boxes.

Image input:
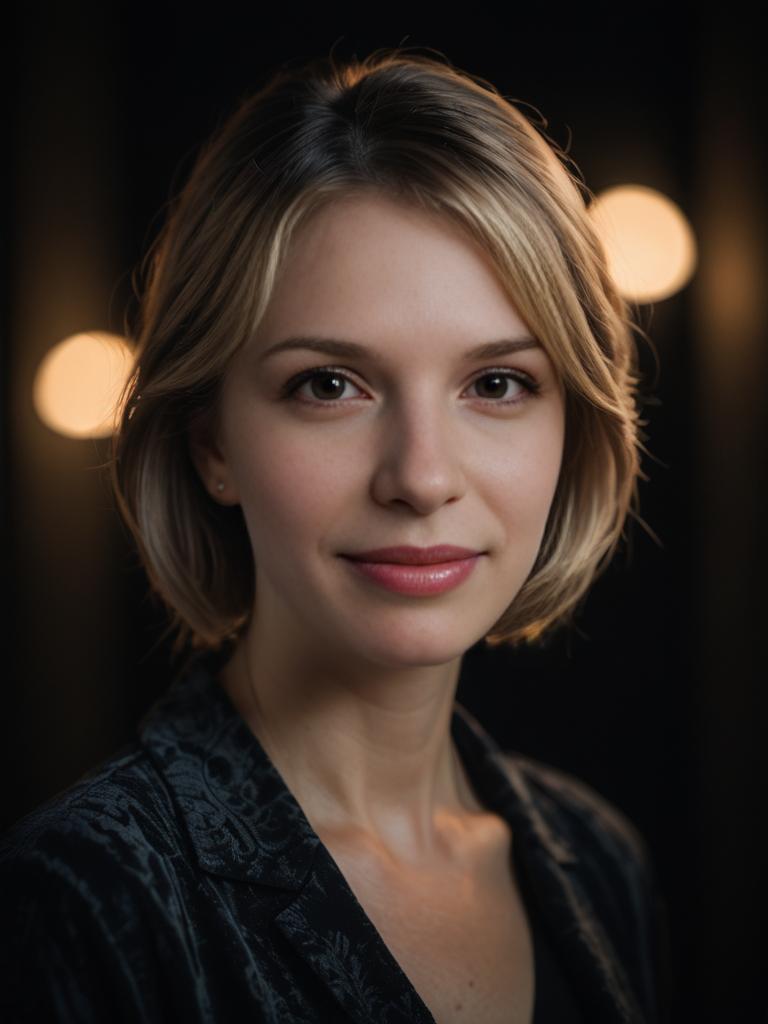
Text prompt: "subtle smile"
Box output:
[[339, 553, 484, 596]]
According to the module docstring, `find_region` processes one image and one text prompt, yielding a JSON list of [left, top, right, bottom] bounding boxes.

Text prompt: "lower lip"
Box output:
[[341, 555, 482, 596]]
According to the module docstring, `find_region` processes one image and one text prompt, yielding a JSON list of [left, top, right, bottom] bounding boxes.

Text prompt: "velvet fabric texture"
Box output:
[[0, 656, 671, 1022]]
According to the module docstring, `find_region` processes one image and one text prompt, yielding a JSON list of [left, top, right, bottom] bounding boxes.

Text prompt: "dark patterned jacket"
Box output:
[[0, 657, 672, 1023]]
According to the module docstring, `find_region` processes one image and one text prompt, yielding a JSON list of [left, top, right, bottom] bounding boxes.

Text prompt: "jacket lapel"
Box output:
[[452, 703, 649, 1023], [138, 659, 436, 1024], [272, 848, 436, 1024], [138, 658, 646, 1024]]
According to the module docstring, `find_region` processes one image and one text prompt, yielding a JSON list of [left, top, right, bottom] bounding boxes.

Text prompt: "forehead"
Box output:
[[254, 193, 535, 346]]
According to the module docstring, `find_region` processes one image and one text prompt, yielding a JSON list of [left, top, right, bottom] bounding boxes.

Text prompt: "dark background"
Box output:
[[5, 3, 766, 1019]]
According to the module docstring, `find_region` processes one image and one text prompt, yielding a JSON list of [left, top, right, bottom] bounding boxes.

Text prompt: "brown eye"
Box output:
[[281, 368, 366, 404], [472, 373, 517, 400], [307, 372, 348, 401], [466, 370, 539, 406]]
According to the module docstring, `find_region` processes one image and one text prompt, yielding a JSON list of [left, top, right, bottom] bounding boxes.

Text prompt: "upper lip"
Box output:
[[342, 545, 483, 565]]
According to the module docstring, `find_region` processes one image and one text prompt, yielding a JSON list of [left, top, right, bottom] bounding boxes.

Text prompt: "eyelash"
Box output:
[[279, 366, 542, 409]]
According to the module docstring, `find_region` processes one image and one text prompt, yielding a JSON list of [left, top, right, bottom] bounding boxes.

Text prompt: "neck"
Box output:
[[217, 626, 486, 866]]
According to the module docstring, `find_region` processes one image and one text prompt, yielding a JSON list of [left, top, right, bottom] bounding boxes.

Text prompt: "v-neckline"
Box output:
[[303, 702, 541, 1024]]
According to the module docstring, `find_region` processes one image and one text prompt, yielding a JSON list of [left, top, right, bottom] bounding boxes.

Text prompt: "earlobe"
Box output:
[[210, 476, 233, 502], [188, 417, 235, 504]]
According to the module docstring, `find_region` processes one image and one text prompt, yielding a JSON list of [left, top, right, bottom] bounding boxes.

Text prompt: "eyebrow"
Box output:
[[258, 334, 542, 364]]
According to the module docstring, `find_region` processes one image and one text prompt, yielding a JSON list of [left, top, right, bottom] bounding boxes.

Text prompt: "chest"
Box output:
[[324, 830, 535, 1024]]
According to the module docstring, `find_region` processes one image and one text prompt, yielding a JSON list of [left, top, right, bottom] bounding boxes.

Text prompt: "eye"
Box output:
[[282, 369, 365, 404], [280, 366, 541, 407], [466, 370, 540, 405]]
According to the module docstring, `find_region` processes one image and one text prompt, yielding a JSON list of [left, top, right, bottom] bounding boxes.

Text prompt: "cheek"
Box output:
[[229, 417, 353, 547], [487, 419, 564, 542]]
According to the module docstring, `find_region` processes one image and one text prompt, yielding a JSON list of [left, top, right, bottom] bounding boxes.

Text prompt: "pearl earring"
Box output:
[[216, 482, 225, 492]]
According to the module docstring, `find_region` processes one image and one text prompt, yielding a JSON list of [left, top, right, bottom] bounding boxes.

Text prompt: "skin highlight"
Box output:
[[189, 192, 566, 869]]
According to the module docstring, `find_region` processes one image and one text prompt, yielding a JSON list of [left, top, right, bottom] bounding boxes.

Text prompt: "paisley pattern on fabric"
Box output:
[[0, 654, 671, 1023]]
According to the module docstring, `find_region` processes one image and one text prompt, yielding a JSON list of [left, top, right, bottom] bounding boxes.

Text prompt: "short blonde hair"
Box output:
[[109, 47, 657, 661]]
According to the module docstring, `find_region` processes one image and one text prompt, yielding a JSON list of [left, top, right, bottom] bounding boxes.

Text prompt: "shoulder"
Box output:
[[496, 750, 660, 959], [498, 748, 653, 874], [0, 746, 188, 1021], [498, 750, 673, 1020], [0, 741, 182, 896]]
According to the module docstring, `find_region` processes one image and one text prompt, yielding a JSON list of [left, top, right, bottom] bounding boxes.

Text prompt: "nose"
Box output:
[[369, 391, 468, 515]]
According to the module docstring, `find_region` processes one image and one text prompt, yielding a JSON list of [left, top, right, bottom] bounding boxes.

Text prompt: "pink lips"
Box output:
[[341, 545, 484, 596]]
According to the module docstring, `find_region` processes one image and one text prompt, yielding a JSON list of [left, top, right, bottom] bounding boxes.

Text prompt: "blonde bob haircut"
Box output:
[[110, 46, 657, 662]]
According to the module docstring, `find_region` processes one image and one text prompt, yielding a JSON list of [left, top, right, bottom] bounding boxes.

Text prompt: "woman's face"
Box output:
[[196, 193, 566, 670]]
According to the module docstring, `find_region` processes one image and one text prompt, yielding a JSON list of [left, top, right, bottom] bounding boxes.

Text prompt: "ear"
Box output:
[[187, 408, 239, 505]]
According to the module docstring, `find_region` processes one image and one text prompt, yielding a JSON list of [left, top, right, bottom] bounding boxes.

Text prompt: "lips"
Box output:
[[342, 545, 481, 565], [342, 552, 483, 596]]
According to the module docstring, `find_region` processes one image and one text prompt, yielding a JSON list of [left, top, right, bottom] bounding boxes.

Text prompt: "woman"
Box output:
[[0, 48, 671, 1023]]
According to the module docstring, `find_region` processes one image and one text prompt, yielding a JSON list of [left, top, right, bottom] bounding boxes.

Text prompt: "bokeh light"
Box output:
[[33, 331, 135, 439], [589, 184, 697, 303]]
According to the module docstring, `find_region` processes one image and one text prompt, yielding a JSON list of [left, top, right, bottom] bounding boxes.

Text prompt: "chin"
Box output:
[[345, 618, 481, 669]]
